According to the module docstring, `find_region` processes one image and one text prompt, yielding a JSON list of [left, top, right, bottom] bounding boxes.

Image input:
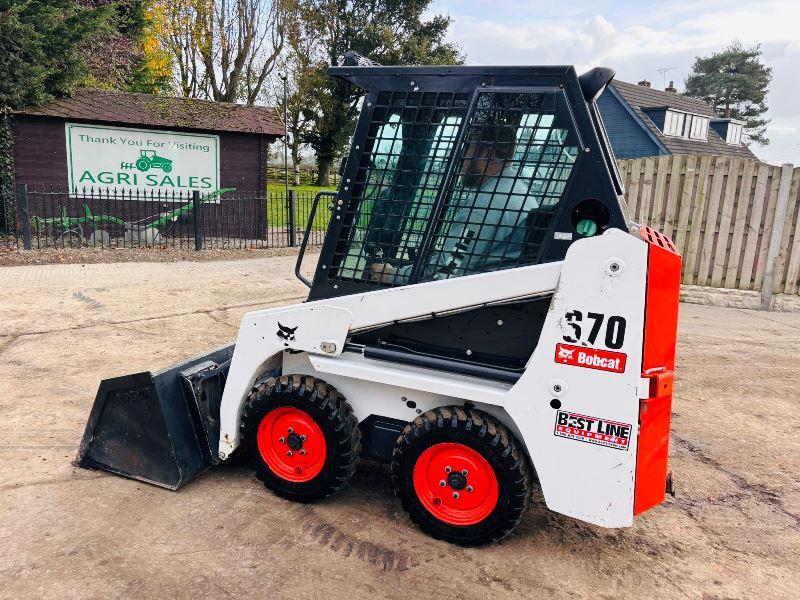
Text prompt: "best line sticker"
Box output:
[[553, 411, 632, 451]]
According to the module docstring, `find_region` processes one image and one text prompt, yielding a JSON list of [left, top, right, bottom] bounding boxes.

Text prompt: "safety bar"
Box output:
[[295, 190, 338, 288]]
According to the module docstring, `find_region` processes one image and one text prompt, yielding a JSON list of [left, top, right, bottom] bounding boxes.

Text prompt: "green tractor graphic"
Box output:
[[135, 149, 173, 173]]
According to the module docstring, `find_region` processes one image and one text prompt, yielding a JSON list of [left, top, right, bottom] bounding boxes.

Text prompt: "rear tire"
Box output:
[[242, 374, 360, 502], [392, 406, 531, 546]]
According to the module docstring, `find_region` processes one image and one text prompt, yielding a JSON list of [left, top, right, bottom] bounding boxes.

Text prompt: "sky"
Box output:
[[427, 0, 800, 165]]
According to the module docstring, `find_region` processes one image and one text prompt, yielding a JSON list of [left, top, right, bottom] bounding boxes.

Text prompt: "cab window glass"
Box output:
[[415, 91, 579, 283], [330, 91, 468, 282]]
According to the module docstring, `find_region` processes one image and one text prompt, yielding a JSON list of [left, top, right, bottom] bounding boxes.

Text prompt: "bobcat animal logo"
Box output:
[[557, 347, 575, 362], [276, 322, 298, 342]]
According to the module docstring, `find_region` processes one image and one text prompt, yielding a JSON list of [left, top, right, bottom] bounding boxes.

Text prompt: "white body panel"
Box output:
[[218, 261, 561, 452], [504, 230, 646, 527], [218, 230, 647, 527]]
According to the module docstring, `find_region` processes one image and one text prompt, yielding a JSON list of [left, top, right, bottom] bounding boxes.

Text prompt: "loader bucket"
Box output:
[[76, 344, 235, 490]]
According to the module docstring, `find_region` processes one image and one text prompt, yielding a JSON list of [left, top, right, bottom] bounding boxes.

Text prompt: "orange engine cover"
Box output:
[[634, 226, 682, 515]]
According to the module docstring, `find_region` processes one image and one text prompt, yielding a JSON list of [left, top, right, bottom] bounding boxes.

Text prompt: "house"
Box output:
[[597, 79, 757, 161], [11, 88, 284, 193]]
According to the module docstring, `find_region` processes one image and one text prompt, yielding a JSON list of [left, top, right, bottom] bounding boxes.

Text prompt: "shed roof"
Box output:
[[610, 80, 757, 160], [14, 88, 284, 137]]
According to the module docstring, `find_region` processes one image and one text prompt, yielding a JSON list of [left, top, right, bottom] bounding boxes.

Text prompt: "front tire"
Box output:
[[392, 406, 531, 546], [242, 374, 361, 502]]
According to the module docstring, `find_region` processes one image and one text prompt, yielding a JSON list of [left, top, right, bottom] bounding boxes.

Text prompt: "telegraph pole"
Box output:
[[278, 70, 289, 203]]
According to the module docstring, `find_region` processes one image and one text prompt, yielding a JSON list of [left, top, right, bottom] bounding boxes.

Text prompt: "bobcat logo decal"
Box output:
[[276, 322, 298, 342], [557, 347, 575, 362]]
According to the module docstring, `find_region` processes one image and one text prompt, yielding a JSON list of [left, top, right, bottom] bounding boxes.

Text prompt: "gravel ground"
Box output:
[[1, 255, 798, 599]]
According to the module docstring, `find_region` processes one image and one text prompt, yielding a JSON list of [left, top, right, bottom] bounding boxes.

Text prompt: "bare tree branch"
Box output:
[[159, 0, 286, 105]]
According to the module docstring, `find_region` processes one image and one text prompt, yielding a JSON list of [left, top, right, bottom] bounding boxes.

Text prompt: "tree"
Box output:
[[0, 0, 113, 195], [685, 41, 773, 146], [157, 0, 288, 105], [74, 1, 172, 94], [136, 3, 173, 93], [0, 1, 114, 108], [297, 0, 462, 185]]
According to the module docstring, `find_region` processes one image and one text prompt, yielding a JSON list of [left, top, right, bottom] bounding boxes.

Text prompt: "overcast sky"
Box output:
[[428, 0, 800, 165]]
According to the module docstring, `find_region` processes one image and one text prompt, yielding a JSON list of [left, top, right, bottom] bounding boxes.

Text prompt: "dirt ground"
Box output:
[[1, 254, 798, 599], [0, 244, 312, 267]]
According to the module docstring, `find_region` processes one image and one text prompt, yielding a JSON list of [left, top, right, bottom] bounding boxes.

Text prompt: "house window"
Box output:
[[662, 110, 708, 141], [688, 115, 707, 139], [727, 123, 743, 145], [663, 110, 684, 136]]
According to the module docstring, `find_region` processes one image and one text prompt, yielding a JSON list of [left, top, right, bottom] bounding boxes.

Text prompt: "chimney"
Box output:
[[638, 79, 651, 88], [665, 81, 677, 94]]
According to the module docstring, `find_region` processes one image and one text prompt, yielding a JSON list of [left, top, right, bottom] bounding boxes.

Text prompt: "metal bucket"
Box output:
[[75, 345, 234, 490]]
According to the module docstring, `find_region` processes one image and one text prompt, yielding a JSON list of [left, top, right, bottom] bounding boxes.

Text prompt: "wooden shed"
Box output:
[[7, 89, 284, 244], [11, 88, 284, 192]]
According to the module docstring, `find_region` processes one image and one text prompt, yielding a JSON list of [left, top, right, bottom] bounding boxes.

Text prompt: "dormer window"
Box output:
[[710, 118, 744, 146], [663, 110, 684, 136], [663, 110, 708, 140], [726, 123, 742, 145]]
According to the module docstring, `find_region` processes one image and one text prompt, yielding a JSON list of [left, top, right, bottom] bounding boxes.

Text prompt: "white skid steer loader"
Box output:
[[77, 56, 681, 546]]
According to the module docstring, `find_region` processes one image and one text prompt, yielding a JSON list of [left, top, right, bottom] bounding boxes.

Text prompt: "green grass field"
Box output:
[[266, 184, 336, 195], [263, 184, 336, 230]]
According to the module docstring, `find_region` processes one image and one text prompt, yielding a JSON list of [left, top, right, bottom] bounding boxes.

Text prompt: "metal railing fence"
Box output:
[[1, 185, 332, 251]]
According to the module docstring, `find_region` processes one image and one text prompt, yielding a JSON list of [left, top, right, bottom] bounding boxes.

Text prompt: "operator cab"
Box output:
[[306, 62, 627, 300], [301, 61, 629, 380]]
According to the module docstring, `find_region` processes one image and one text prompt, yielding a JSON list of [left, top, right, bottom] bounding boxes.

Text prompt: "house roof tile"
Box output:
[[610, 80, 757, 160], [14, 88, 284, 137]]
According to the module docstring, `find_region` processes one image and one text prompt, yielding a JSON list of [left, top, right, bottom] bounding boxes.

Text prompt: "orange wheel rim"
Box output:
[[413, 442, 499, 526], [257, 407, 326, 483]]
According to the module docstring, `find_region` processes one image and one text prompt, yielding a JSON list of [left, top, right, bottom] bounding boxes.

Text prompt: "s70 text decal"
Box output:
[[562, 310, 627, 350]]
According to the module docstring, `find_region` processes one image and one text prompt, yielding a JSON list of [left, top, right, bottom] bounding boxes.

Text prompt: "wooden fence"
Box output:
[[619, 156, 800, 302]]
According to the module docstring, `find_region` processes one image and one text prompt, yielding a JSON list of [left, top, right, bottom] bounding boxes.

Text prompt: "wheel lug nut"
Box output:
[[439, 480, 446, 487], [300, 435, 306, 441], [445, 466, 452, 473], [461, 469, 468, 476], [467, 485, 474, 493], [286, 450, 293, 457], [452, 492, 460, 499], [287, 427, 294, 434], [278, 437, 285, 443], [300, 449, 307, 455]]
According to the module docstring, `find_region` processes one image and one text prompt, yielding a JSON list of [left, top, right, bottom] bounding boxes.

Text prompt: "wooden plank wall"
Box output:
[[619, 156, 800, 295]]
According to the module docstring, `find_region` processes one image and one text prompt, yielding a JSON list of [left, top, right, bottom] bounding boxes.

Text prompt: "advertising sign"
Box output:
[[66, 123, 220, 197]]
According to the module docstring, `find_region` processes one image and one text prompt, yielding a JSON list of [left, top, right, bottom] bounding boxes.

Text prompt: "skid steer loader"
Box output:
[[77, 58, 681, 546]]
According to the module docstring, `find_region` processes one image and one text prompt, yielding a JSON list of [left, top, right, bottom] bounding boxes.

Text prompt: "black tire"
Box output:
[[392, 406, 531, 546], [242, 374, 361, 502]]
